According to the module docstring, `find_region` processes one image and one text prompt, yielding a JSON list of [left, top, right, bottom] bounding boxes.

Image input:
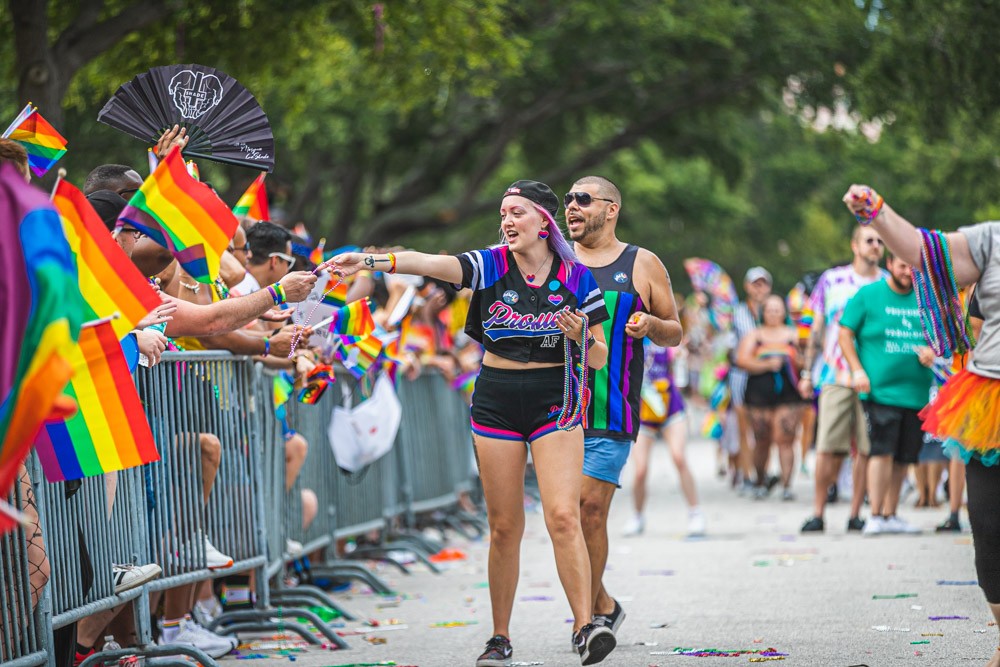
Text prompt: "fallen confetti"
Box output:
[[337, 626, 409, 636], [510, 662, 545, 666], [634, 642, 659, 646], [871, 626, 911, 632], [872, 593, 918, 599], [911, 605, 923, 610], [649, 622, 670, 629], [936, 580, 978, 586], [749, 659, 785, 663], [910, 640, 931, 645], [430, 621, 479, 628], [363, 636, 387, 645], [660, 647, 789, 658], [920, 633, 943, 637], [928, 615, 970, 621], [519, 595, 554, 602], [638, 570, 675, 576]]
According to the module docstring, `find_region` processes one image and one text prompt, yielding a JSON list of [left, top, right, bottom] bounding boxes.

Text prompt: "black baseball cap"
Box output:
[[502, 180, 560, 218], [86, 190, 128, 232]]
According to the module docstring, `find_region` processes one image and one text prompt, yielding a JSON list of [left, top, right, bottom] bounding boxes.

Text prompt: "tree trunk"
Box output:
[[10, 0, 66, 125]]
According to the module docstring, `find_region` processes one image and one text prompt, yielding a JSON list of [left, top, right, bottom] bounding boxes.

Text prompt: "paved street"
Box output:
[[225, 416, 992, 666]]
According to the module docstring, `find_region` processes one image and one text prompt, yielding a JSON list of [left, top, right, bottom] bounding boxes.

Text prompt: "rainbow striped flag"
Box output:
[[34, 320, 158, 482], [0, 163, 83, 529], [232, 173, 269, 221], [273, 371, 295, 437], [53, 180, 161, 340], [298, 365, 335, 404], [333, 335, 383, 379], [118, 146, 239, 283], [321, 277, 349, 307], [309, 238, 325, 266], [2, 104, 68, 177], [329, 298, 375, 336]]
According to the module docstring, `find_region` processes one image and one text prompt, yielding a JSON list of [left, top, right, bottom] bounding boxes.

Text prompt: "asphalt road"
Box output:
[[223, 415, 992, 666]]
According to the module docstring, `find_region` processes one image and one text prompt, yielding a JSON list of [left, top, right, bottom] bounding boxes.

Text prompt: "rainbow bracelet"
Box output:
[[852, 187, 884, 226], [263, 336, 271, 357]]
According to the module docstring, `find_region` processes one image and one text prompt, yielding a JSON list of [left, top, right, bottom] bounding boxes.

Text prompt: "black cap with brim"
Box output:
[[87, 190, 128, 232], [503, 180, 559, 219]]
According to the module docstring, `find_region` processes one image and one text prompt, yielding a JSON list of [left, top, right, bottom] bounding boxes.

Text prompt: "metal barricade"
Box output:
[[0, 479, 47, 667]]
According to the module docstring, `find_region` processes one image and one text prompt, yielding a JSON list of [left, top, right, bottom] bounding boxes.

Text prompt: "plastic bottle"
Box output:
[[102, 636, 121, 667]]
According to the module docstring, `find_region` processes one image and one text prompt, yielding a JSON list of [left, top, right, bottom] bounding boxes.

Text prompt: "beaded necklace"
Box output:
[[912, 228, 975, 356], [288, 274, 345, 358], [556, 310, 590, 430]]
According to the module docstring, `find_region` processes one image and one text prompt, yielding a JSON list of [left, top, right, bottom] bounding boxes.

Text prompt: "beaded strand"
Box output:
[[912, 228, 974, 357], [556, 310, 590, 431], [287, 274, 345, 358]]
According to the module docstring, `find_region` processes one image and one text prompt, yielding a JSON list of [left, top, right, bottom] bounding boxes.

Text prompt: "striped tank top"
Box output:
[[585, 244, 647, 441]]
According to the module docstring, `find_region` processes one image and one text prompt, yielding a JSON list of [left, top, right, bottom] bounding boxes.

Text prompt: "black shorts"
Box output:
[[863, 401, 924, 464], [471, 365, 565, 444]]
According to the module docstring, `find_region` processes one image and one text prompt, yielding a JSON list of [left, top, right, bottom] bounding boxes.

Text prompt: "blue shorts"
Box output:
[[583, 436, 632, 487]]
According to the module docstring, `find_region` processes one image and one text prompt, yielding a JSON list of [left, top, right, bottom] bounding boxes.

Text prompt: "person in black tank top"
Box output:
[[565, 175, 684, 642], [323, 180, 620, 667]]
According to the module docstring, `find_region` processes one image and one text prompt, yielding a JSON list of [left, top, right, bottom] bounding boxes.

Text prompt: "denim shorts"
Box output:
[[583, 436, 633, 487]]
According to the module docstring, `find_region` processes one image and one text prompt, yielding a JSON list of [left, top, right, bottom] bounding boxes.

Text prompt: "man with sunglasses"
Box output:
[[565, 176, 683, 641], [233, 221, 296, 295], [799, 225, 887, 533]]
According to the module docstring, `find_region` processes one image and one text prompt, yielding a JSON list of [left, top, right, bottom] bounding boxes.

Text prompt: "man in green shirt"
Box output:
[[839, 254, 934, 535]]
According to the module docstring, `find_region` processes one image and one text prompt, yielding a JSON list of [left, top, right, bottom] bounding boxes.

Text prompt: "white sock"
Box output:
[[160, 617, 183, 642]]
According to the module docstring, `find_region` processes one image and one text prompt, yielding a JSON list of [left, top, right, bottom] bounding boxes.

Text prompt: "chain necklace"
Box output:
[[557, 310, 590, 430], [518, 252, 551, 284]]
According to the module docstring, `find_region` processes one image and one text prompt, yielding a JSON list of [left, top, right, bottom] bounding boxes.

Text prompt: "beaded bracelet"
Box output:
[[387, 252, 397, 274], [852, 187, 884, 226], [263, 336, 271, 357]]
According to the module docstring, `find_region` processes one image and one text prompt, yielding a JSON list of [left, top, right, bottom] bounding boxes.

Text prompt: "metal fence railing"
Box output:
[[1, 352, 483, 665]]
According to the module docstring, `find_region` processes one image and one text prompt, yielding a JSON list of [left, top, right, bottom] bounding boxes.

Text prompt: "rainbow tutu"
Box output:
[[921, 369, 1000, 465]]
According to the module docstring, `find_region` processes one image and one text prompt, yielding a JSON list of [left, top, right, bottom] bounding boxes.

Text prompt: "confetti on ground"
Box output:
[[519, 595, 555, 601], [871, 626, 911, 632], [430, 620, 479, 628], [363, 636, 387, 645], [921, 633, 943, 637], [639, 569, 675, 576], [634, 642, 659, 646], [337, 626, 409, 636], [872, 593, 918, 599], [910, 640, 931, 645], [473, 582, 490, 589], [936, 580, 977, 586], [510, 662, 545, 665], [649, 622, 670, 629], [656, 647, 788, 658], [911, 605, 923, 610], [748, 658, 786, 663], [928, 615, 970, 621]]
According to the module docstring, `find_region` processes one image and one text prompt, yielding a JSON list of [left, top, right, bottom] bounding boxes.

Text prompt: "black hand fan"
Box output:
[[97, 64, 275, 172]]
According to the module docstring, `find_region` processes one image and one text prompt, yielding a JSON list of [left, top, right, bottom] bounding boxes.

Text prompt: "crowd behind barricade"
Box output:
[[0, 133, 485, 665]]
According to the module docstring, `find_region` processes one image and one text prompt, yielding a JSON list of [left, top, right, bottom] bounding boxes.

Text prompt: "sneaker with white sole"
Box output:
[[884, 515, 921, 534], [476, 634, 512, 666], [687, 509, 706, 536], [862, 515, 886, 536], [203, 536, 234, 570], [112, 563, 161, 594], [158, 616, 235, 659], [621, 515, 644, 537], [186, 617, 237, 651], [285, 538, 304, 558], [593, 599, 627, 634], [574, 622, 617, 665]]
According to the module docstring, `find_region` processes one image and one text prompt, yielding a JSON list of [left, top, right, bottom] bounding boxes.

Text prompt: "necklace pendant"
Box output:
[[526, 274, 535, 282]]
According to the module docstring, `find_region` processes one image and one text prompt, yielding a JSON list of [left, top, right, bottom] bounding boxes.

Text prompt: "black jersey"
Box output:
[[456, 246, 609, 363]]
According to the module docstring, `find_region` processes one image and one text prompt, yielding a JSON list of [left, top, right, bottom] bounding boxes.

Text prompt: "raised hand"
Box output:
[[155, 124, 189, 159], [556, 308, 586, 343], [279, 271, 319, 302]]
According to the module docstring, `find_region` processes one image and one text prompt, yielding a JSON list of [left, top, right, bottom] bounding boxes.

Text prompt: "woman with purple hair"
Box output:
[[324, 180, 617, 666]]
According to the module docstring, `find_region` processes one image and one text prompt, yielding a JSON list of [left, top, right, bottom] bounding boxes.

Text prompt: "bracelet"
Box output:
[[387, 252, 397, 274], [267, 283, 286, 305], [799, 370, 811, 379], [262, 336, 270, 357], [586, 333, 596, 349], [853, 187, 884, 226]]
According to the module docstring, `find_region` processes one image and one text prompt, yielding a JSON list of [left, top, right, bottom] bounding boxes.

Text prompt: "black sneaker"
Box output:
[[573, 623, 616, 665], [847, 516, 866, 532], [801, 516, 824, 533], [593, 599, 627, 634], [476, 635, 512, 667], [936, 516, 962, 532]]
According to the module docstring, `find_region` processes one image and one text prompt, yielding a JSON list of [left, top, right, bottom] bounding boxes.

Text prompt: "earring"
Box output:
[[538, 227, 549, 239]]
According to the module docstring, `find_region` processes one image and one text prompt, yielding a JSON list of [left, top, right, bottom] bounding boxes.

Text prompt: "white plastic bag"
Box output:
[[328, 373, 401, 472]]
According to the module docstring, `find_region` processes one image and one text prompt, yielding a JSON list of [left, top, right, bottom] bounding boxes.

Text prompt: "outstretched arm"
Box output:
[[628, 249, 683, 347], [843, 185, 982, 286], [322, 250, 464, 286]]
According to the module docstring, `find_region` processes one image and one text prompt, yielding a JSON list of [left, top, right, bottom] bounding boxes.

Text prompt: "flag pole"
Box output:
[[81, 312, 121, 330], [0, 499, 30, 529], [48, 167, 67, 201]]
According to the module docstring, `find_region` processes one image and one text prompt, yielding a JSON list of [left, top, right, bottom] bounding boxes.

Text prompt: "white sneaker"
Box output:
[[204, 536, 234, 570], [285, 538, 304, 557], [622, 515, 645, 537], [862, 515, 886, 536], [193, 597, 224, 626], [158, 616, 235, 659], [112, 563, 162, 593], [885, 515, 921, 534], [687, 509, 706, 536]]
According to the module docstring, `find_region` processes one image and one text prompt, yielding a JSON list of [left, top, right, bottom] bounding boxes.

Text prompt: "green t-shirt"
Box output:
[[839, 280, 933, 410]]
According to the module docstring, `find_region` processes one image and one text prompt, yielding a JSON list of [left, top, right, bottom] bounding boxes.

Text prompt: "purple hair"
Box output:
[[496, 205, 578, 276]]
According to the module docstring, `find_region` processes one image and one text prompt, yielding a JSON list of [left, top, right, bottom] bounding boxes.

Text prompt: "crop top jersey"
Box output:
[[455, 246, 609, 363]]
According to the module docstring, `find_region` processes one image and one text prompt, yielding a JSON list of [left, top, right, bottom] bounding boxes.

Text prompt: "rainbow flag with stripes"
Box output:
[[334, 335, 383, 378], [321, 277, 349, 307], [309, 238, 325, 266], [34, 320, 158, 482], [118, 146, 239, 283], [2, 104, 68, 177], [232, 173, 269, 221], [298, 365, 335, 404], [273, 371, 295, 437], [53, 180, 161, 340], [0, 163, 83, 528], [329, 299, 375, 336]]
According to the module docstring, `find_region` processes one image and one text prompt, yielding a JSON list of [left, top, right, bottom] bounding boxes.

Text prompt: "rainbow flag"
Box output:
[[118, 146, 238, 283], [273, 371, 295, 437], [334, 335, 383, 378], [2, 104, 68, 177], [309, 238, 326, 266], [53, 180, 161, 340], [232, 173, 269, 221], [329, 299, 375, 336], [451, 370, 478, 395], [0, 163, 83, 529], [298, 365, 335, 404], [34, 320, 159, 483], [321, 276, 349, 307]]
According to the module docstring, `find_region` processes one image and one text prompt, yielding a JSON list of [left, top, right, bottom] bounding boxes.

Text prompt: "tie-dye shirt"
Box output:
[[808, 264, 886, 388]]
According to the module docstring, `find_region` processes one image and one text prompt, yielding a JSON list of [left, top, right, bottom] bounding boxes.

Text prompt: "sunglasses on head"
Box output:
[[564, 192, 614, 208]]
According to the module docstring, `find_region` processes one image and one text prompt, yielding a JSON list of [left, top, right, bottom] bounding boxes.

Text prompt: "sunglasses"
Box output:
[[269, 251, 296, 265], [117, 187, 140, 199], [564, 192, 614, 207], [863, 238, 885, 247], [118, 226, 143, 240], [228, 244, 250, 253]]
